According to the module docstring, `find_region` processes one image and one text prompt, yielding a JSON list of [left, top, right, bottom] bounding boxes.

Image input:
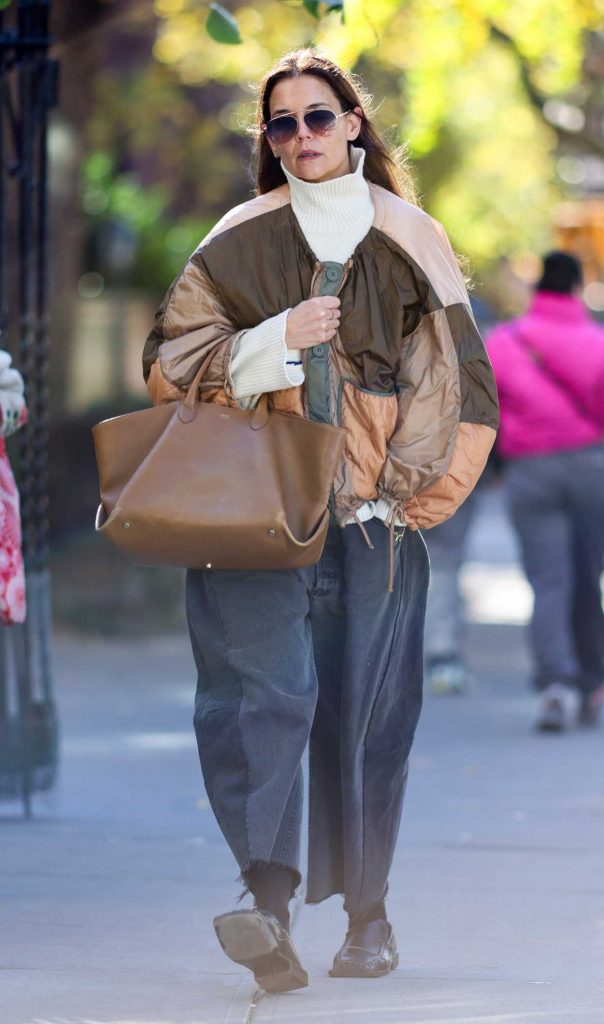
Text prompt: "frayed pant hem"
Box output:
[[238, 859, 302, 901], [305, 889, 344, 906]]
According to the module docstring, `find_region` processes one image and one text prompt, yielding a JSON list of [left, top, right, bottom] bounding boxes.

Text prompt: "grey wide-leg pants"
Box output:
[[506, 443, 604, 694], [186, 519, 429, 918], [423, 491, 477, 666]]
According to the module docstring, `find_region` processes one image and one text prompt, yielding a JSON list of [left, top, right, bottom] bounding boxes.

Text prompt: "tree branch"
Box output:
[[489, 22, 604, 159]]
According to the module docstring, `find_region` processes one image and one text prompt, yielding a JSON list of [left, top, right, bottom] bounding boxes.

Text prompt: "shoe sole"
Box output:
[[329, 950, 399, 978], [536, 703, 566, 733], [431, 682, 465, 695], [213, 909, 308, 993], [536, 719, 566, 732]]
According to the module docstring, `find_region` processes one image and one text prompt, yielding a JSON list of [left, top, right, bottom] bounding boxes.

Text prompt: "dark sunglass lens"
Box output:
[[267, 115, 297, 144], [305, 109, 338, 134]]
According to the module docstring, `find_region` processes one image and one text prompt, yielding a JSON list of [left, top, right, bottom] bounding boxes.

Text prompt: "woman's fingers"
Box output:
[[285, 296, 342, 349]]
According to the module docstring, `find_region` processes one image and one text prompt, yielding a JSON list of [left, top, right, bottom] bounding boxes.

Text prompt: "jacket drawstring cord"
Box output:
[[353, 512, 375, 552], [385, 502, 407, 594], [354, 507, 406, 595], [388, 516, 396, 594]]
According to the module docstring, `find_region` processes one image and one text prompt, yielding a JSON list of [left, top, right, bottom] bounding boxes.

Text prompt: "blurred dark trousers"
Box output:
[[505, 443, 604, 693], [185, 520, 429, 918], [423, 491, 477, 666]]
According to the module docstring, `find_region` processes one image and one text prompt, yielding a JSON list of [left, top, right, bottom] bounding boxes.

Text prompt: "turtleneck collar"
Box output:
[[280, 146, 374, 263], [282, 144, 368, 206]]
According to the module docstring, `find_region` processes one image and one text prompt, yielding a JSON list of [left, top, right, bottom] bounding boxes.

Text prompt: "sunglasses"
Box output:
[[263, 108, 353, 146]]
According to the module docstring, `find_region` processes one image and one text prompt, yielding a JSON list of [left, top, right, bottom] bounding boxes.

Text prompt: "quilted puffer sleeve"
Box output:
[[377, 209, 499, 529], [142, 251, 246, 406]]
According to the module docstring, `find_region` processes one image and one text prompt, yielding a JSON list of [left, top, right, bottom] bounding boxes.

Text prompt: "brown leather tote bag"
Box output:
[[92, 353, 346, 571]]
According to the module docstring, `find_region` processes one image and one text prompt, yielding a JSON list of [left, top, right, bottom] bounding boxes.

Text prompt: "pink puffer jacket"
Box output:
[[486, 291, 604, 458]]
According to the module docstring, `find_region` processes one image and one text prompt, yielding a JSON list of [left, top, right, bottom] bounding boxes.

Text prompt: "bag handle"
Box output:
[[182, 350, 220, 411], [250, 393, 270, 430], [179, 347, 271, 429]]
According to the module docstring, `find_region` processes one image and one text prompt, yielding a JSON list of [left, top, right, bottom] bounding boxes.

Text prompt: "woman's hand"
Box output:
[[285, 297, 341, 350]]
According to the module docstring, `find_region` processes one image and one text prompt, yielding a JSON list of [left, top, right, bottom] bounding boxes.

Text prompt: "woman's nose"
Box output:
[[296, 117, 312, 142]]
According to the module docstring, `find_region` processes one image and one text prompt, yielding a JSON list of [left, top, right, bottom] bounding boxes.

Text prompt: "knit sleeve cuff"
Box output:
[[229, 310, 304, 399]]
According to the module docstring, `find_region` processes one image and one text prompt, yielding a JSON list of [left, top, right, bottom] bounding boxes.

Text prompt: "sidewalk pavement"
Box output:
[[2, 507, 604, 1023]]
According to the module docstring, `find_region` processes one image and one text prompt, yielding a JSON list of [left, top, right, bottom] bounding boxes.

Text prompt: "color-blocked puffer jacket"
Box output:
[[142, 183, 499, 530]]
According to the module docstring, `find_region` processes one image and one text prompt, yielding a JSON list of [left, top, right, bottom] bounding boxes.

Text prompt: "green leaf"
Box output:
[[206, 3, 242, 45], [303, 0, 320, 17], [303, 0, 344, 18], [0, 0, 13, 9]]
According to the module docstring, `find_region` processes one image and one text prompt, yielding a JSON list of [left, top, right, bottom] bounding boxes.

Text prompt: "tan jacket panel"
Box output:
[[156, 259, 242, 399], [203, 185, 289, 245], [377, 308, 460, 503], [147, 361, 185, 405], [403, 422, 496, 529], [339, 382, 398, 501], [146, 360, 231, 408], [369, 184, 498, 525], [144, 187, 291, 404], [270, 385, 305, 418], [370, 185, 472, 312]]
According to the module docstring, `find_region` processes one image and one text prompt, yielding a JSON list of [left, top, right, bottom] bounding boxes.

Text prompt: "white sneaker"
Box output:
[[535, 683, 578, 732], [428, 660, 468, 695]]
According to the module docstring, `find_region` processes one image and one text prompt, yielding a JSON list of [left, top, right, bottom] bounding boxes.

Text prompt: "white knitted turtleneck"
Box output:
[[282, 146, 374, 263]]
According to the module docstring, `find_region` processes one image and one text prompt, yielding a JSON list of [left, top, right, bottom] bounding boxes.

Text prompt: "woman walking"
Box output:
[[142, 50, 498, 991], [487, 252, 604, 733]]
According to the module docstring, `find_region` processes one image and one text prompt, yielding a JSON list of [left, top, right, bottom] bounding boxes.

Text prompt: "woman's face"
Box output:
[[266, 74, 361, 183]]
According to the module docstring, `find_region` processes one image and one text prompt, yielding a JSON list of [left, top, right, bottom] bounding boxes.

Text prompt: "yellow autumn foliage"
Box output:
[[149, 0, 604, 267]]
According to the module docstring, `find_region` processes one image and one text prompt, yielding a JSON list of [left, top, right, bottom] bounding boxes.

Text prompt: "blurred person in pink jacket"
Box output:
[[487, 252, 604, 731], [0, 348, 27, 625]]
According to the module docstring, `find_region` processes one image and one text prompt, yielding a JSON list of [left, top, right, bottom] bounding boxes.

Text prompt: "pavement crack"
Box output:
[[239, 888, 306, 1022], [244, 986, 266, 1023]]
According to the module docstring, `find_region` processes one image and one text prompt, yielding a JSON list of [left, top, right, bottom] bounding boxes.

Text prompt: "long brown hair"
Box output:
[[252, 49, 418, 204]]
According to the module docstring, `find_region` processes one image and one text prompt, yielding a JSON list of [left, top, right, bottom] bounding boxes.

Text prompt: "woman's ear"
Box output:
[[348, 106, 362, 141]]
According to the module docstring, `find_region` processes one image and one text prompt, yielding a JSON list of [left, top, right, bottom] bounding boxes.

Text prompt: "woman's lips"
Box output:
[[298, 151, 321, 160]]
